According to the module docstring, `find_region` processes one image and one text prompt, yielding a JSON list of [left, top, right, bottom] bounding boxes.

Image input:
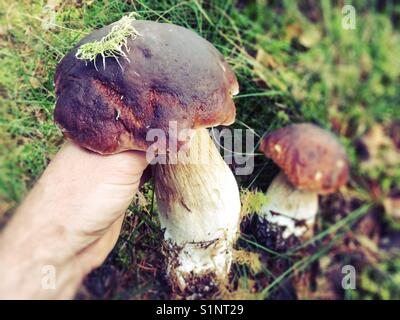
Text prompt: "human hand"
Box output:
[[0, 142, 148, 299]]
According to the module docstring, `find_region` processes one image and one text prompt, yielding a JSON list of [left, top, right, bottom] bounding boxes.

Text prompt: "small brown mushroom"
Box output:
[[54, 19, 240, 297], [259, 123, 349, 239]]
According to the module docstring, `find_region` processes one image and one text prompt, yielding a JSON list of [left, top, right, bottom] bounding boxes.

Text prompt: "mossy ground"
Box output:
[[1, 0, 400, 299]]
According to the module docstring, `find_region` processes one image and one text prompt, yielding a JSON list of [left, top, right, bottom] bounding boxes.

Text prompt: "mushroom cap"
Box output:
[[260, 123, 349, 194], [54, 20, 238, 154]]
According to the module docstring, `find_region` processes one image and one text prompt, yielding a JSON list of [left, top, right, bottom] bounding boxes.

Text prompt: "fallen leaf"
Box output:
[[383, 196, 400, 220], [285, 24, 302, 41], [360, 124, 400, 172], [299, 26, 321, 48]]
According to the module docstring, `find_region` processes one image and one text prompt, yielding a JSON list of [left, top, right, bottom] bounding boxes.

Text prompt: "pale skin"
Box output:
[[0, 142, 148, 299]]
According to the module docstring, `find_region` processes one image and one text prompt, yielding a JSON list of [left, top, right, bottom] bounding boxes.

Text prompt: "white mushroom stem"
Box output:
[[154, 128, 241, 294], [261, 172, 318, 239]]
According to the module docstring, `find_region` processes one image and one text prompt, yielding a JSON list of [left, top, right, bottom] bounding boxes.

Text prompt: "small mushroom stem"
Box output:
[[260, 172, 318, 241], [154, 128, 241, 297]]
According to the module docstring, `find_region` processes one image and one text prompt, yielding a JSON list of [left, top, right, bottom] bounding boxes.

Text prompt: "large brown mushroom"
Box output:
[[55, 20, 238, 154], [259, 123, 349, 241], [54, 18, 240, 297]]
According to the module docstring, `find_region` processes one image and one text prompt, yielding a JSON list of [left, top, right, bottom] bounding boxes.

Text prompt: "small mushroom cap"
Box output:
[[260, 123, 349, 194], [54, 20, 238, 154]]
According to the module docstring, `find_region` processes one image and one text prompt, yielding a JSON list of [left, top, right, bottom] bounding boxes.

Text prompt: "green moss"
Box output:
[[75, 13, 140, 70]]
